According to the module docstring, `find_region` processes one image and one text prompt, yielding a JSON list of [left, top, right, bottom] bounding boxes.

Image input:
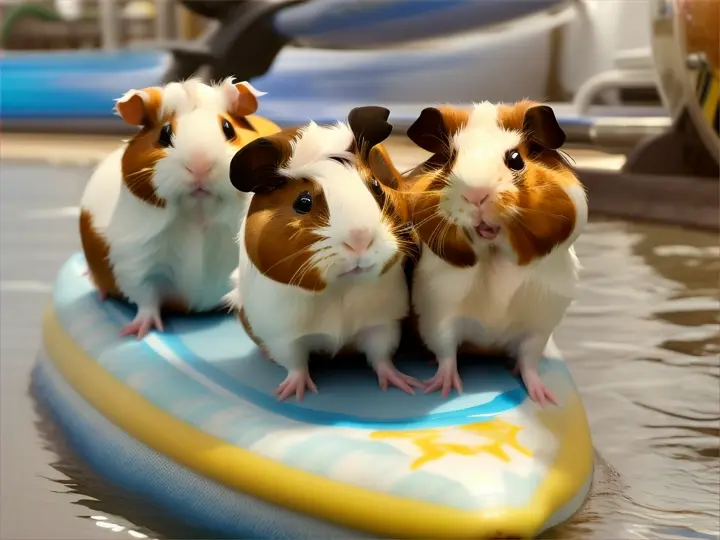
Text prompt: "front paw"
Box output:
[[519, 367, 558, 407], [120, 307, 164, 340], [425, 359, 463, 398], [374, 362, 425, 395], [274, 370, 318, 402]]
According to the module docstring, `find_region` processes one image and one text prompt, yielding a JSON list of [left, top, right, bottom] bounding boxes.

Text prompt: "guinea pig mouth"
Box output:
[[338, 264, 376, 278], [475, 221, 500, 240], [189, 187, 211, 198]]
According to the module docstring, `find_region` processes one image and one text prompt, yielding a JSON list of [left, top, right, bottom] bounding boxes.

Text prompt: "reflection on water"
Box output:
[[24, 218, 719, 540]]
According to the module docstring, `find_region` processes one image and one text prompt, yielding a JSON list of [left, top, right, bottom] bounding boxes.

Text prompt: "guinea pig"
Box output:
[[79, 77, 280, 338], [403, 100, 588, 406], [226, 106, 420, 401]]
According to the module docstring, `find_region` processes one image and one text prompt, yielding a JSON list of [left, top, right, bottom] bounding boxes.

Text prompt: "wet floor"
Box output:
[[1, 138, 718, 540]]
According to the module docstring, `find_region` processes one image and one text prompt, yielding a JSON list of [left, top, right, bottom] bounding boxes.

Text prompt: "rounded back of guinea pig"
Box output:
[[405, 100, 587, 267], [114, 77, 277, 207], [229, 106, 415, 292]]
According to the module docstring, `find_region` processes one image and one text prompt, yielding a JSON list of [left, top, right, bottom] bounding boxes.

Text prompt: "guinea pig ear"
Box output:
[[223, 78, 267, 118], [368, 145, 403, 189], [229, 137, 287, 194], [114, 87, 164, 127], [347, 106, 393, 159], [406, 107, 448, 155], [522, 105, 566, 150]]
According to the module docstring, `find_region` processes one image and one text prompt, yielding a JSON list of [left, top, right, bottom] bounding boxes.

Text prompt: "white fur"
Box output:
[[412, 102, 589, 387], [279, 122, 399, 282], [230, 219, 408, 374], [81, 79, 264, 317], [228, 122, 408, 378]]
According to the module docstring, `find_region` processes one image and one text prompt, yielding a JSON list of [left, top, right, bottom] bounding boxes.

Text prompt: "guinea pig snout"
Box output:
[[184, 153, 213, 184], [461, 187, 493, 210], [342, 228, 375, 256]]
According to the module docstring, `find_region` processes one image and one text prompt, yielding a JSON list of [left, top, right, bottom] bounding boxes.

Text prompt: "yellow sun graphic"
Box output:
[[370, 418, 532, 470]]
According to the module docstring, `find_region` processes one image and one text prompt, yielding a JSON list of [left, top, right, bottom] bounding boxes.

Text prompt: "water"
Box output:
[[1, 154, 718, 540]]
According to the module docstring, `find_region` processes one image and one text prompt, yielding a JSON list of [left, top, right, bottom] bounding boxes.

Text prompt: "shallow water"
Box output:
[[1, 157, 718, 540]]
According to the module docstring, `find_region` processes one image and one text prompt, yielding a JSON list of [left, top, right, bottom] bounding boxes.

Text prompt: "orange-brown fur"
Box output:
[[80, 210, 190, 313], [496, 101, 580, 265], [79, 209, 121, 297], [244, 176, 331, 292]]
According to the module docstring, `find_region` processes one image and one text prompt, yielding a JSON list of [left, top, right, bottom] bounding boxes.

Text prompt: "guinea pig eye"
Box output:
[[292, 191, 313, 215], [221, 119, 236, 141], [158, 123, 173, 148], [370, 179, 383, 197], [505, 149, 524, 171]]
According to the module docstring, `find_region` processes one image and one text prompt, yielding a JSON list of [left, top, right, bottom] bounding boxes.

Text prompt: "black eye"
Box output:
[[505, 149, 524, 171], [222, 118, 236, 141], [158, 123, 173, 148], [293, 191, 313, 214], [370, 179, 383, 197]]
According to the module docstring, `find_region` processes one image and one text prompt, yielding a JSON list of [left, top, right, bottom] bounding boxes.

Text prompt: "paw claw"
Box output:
[[275, 370, 316, 402], [375, 363, 424, 395], [424, 360, 463, 398], [120, 310, 163, 339], [521, 369, 558, 407]]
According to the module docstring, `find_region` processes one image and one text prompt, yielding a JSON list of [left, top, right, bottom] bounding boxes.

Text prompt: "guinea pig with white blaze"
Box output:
[[226, 106, 421, 401], [403, 100, 588, 406], [79, 77, 280, 338]]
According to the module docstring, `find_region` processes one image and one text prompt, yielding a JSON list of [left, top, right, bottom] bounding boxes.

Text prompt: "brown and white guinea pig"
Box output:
[[225, 106, 421, 401], [79, 77, 280, 339], [402, 100, 588, 406]]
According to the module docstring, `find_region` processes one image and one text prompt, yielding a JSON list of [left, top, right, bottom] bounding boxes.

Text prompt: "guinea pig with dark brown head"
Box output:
[[403, 100, 587, 406], [226, 106, 422, 401]]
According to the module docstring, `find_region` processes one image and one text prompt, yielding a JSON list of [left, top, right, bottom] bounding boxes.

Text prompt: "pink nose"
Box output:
[[462, 187, 492, 208], [343, 228, 374, 255], [185, 154, 213, 183]]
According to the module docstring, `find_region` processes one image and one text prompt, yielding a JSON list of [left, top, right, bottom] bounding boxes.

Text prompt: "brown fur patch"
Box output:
[[121, 124, 170, 208], [238, 307, 272, 358], [496, 100, 581, 265], [79, 209, 121, 298], [80, 211, 191, 314], [405, 173, 477, 268], [241, 128, 413, 290], [244, 177, 330, 292], [403, 105, 477, 268]]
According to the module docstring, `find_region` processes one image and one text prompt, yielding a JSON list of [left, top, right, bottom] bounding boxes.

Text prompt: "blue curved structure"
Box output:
[[273, 0, 563, 49], [0, 49, 171, 125], [0, 0, 577, 130]]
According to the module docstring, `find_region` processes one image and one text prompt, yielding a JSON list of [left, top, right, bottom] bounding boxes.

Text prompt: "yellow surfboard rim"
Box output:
[[42, 308, 593, 539]]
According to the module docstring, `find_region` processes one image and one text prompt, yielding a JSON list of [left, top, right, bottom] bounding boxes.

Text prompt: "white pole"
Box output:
[[155, 0, 174, 41], [98, 0, 121, 50]]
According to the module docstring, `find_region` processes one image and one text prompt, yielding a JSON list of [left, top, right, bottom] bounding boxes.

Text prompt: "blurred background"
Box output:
[[1, 1, 718, 539]]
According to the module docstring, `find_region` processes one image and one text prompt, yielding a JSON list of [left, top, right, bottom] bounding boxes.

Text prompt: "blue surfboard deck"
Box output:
[[39, 253, 594, 537]]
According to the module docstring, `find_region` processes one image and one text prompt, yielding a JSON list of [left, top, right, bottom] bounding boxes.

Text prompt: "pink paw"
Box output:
[[274, 370, 317, 402], [97, 289, 108, 301], [120, 310, 164, 340], [425, 360, 463, 398], [374, 362, 425, 395], [521, 369, 558, 407]]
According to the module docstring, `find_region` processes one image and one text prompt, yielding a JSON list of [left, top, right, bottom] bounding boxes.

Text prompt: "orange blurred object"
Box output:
[[679, 0, 720, 70]]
